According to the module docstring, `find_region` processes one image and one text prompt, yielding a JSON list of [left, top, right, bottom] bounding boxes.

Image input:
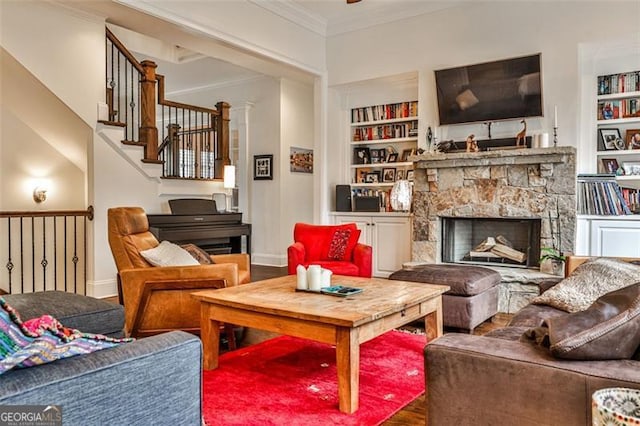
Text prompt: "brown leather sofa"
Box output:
[[425, 256, 640, 425], [108, 207, 251, 338]]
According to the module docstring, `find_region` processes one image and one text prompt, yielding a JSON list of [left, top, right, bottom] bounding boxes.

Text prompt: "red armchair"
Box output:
[[287, 223, 372, 278]]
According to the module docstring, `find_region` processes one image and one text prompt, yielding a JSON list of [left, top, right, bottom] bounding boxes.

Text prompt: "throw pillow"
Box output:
[[532, 257, 640, 313], [532, 283, 640, 360], [140, 241, 200, 267], [327, 228, 352, 260], [180, 243, 214, 265]]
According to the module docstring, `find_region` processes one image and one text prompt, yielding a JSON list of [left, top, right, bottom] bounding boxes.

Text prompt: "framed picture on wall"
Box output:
[[254, 154, 273, 180], [290, 147, 313, 173]]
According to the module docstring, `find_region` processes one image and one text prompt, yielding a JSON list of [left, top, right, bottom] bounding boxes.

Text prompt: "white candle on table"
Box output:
[[321, 269, 332, 288], [296, 265, 308, 290], [307, 265, 322, 291]]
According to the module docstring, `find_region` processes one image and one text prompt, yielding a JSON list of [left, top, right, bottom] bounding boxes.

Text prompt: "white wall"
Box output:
[[0, 1, 105, 128], [326, 1, 640, 176], [280, 79, 315, 257]]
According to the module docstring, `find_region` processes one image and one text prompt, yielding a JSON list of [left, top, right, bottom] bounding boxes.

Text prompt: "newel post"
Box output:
[[140, 60, 159, 162], [214, 101, 231, 179]]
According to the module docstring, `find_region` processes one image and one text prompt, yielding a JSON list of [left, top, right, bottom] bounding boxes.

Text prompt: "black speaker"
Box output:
[[354, 196, 380, 212], [335, 185, 352, 212]]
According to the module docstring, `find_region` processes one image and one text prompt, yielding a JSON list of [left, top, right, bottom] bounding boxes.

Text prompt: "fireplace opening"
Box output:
[[441, 217, 541, 268]]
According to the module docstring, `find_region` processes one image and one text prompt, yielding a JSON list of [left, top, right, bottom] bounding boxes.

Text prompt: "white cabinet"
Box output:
[[332, 213, 412, 277], [576, 216, 640, 256]]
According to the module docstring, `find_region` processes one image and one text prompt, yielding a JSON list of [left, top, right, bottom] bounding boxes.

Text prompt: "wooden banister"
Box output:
[[106, 28, 145, 74]]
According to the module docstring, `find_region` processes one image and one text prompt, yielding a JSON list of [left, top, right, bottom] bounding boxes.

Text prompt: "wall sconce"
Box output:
[[33, 186, 47, 203]]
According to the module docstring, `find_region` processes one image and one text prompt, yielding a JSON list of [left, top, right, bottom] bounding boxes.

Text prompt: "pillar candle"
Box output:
[[321, 268, 332, 288], [554, 106, 558, 128], [307, 265, 322, 291], [296, 265, 308, 290]]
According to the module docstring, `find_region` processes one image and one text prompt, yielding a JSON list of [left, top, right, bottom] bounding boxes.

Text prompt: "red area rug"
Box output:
[[202, 330, 426, 426]]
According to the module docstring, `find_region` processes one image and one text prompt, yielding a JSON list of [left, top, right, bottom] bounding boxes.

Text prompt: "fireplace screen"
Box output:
[[441, 217, 541, 268]]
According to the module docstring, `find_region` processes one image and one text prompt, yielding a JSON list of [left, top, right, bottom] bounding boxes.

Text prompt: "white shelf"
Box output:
[[597, 90, 640, 100], [597, 117, 640, 125], [350, 161, 413, 169], [351, 137, 417, 145], [596, 150, 640, 157], [350, 182, 395, 188], [616, 175, 640, 190], [350, 116, 418, 127]]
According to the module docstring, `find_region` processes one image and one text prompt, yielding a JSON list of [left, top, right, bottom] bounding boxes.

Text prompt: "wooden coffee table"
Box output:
[[192, 275, 449, 414]]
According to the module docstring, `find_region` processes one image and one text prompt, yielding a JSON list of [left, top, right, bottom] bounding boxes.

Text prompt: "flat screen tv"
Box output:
[[435, 54, 543, 125]]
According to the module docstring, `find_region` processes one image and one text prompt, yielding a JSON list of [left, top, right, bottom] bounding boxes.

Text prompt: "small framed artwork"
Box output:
[[290, 147, 313, 173], [406, 170, 415, 182], [365, 172, 380, 183], [254, 154, 273, 180], [378, 148, 387, 163], [382, 168, 396, 183], [598, 128, 622, 150], [600, 158, 619, 174], [401, 148, 414, 162], [626, 129, 640, 149], [354, 147, 371, 164], [622, 161, 640, 176], [396, 169, 405, 181], [387, 153, 399, 163]]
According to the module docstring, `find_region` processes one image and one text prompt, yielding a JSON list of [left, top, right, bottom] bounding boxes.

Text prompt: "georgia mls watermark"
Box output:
[[0, 406, 62, 426]]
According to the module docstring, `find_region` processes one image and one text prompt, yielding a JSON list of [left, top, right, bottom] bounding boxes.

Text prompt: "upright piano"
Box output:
[[147, 199, 251, 255]]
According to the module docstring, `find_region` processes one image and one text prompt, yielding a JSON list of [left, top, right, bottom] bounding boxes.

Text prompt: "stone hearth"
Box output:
[[411, 147, 576, 311], [412, 147, 576, 263]]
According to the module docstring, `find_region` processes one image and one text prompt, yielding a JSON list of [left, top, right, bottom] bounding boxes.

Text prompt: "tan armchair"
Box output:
[[107, 207, 251, 338]]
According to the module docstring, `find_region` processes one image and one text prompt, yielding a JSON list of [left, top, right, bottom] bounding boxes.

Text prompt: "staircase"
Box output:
[[100, 28, 230, 181]]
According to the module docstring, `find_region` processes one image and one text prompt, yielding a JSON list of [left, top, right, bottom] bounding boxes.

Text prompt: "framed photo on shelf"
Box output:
[[406, 170, 415, 182], [355, 168, 371, 183], [598, 128, 622, 150], [370, 149, 380, 163], [387, 153, 399, 163], [626, 129, 640, 149], [354, 147, 371, 164], [382, 168, 396, 183], [396, 169, 405, 181], [401, 148, 414, 162], [600, 158, 619, 174], [254, 154, 273, 180], [365, 171, 380, 183], [378, 148, 387, 163]]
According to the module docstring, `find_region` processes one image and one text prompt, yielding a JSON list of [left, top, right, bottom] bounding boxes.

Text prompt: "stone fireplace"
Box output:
[[411, 147, 577, 312]]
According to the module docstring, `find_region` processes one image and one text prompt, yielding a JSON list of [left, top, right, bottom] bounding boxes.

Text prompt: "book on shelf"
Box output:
[[351, 101, 418, 124], [597, 98, 640, 120], [351, 121, 418, 141], [598, 71, 640, 96], [577, 174, 634, 215]]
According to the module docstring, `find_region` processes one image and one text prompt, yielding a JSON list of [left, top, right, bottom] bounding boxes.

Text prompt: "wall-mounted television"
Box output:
[[435, 54, 543, 126]]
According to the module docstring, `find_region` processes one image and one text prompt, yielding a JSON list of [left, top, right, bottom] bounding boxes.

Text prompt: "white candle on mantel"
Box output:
[[554, 106, 558, 128]]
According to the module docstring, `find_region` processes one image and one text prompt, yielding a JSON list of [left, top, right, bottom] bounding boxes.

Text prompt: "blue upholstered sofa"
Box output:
[[0, 292, 202, 425]]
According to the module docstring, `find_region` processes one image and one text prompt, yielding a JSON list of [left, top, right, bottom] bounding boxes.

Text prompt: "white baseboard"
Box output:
[[251, 253, 287, 267], [87, 278, 118, 299]]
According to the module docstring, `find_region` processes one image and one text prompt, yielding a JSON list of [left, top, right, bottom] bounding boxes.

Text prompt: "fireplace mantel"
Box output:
[[413, 146, 575, 169]]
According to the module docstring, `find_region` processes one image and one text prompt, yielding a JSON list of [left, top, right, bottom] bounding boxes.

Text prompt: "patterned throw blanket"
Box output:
[[0, 297, 133, 375]]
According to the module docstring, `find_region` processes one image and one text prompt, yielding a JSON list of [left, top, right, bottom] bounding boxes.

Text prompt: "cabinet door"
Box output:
[[589, 219, 640, 257], [333, 215, 372, 245], [371, 216, 412, 277]]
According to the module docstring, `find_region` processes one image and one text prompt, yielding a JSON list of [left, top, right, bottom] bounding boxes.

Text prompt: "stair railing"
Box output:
[[0, 207, 94, 295], [104, 28, 230, 178]]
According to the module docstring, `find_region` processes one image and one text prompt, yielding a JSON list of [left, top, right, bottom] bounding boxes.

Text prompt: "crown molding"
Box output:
[[248, 0, 327, 36]]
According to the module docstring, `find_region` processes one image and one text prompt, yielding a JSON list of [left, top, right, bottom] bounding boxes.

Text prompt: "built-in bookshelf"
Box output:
[[350, 101, 418, 212], [595, 70, 640, 193], [577, 174, 639, 215]]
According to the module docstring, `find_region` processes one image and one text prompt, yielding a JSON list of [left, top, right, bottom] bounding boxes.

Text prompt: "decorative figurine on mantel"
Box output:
[[466, 134, 479, 152], [515, 119, 527, 147]]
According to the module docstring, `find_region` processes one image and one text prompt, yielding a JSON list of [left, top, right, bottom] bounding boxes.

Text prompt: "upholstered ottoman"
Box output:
[[389, 264, 501, 332], [3, 291, 125, 338]]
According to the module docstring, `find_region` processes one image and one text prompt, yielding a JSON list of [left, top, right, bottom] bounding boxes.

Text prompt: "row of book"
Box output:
[[598, 71, 640, 96], [351, 101, 418, 123], [597, 98, 640, 120], [621, 188, 640, 213], [352, 122, 418, 141], [577, 175, 632, 215]]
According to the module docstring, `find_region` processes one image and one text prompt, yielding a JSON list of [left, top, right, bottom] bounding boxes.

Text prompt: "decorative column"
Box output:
[[139, 60, 159, 163], [214, 101, 231, 179]]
